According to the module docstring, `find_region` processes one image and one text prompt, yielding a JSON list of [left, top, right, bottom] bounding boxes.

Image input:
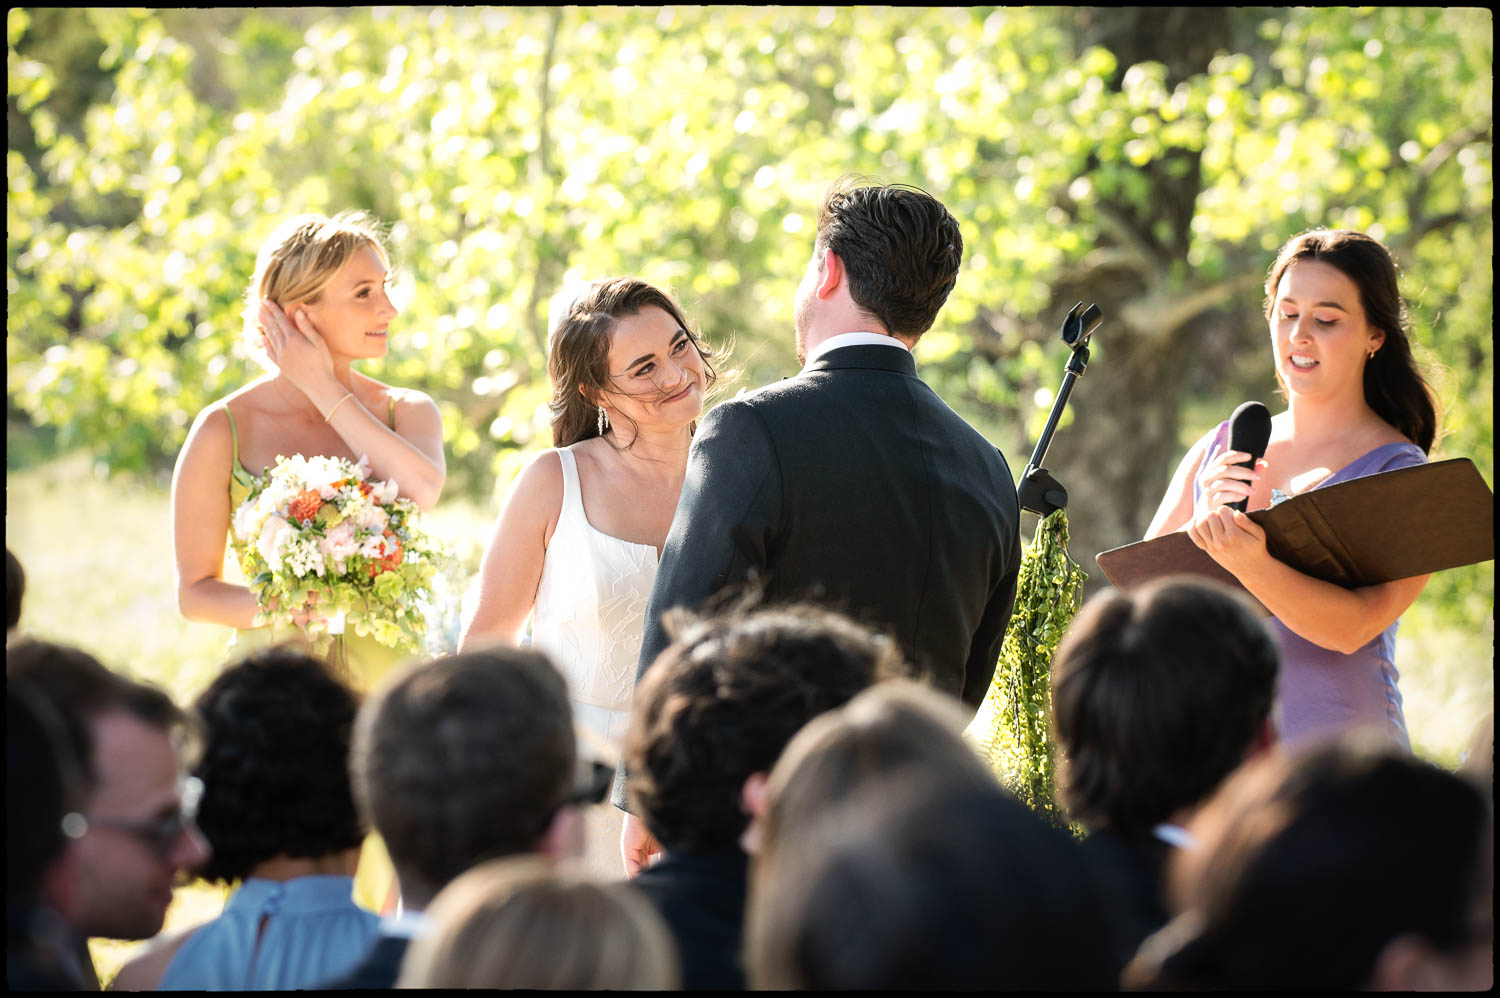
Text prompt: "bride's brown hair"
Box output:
[[547, 278, 719, 448]]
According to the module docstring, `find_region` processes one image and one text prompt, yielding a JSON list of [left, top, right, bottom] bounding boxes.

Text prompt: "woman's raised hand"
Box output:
[[1195, 447, 1267, 511], [260, 300, 337, 399]]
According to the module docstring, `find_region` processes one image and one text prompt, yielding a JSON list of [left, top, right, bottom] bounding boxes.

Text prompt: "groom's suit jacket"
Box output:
[[637, 341, 1021, 711]]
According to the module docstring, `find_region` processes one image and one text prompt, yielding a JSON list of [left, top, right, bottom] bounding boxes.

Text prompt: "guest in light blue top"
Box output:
[[159, 875, 376, 990], [111, 646, 378, 990]]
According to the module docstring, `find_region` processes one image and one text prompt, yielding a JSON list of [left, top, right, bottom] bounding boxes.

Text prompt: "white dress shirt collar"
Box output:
[[802, 331, 909, 370]]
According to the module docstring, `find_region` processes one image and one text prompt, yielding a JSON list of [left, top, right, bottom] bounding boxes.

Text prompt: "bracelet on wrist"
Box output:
[[324, 391, 356, 423]]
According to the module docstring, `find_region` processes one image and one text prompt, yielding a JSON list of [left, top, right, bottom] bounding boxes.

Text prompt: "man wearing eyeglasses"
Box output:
[[7, 639, 209, 989]]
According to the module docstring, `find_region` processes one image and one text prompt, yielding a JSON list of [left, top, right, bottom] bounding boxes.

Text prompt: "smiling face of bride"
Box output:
[[546, 277, 717, 448], [597, 305, 707, 439]]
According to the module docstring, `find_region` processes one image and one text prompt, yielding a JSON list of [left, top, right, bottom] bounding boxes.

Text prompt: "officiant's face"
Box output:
[[299, 244, 399, 360], [600, 305, 706, 432], [1269, 259, 1384, 402]]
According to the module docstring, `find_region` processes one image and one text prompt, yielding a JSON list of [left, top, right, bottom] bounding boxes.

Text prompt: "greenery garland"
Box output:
[[965, 508, 1087, 826]]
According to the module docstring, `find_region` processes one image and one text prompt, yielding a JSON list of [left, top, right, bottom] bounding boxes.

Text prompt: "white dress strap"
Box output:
[[554, 447, 586, 529]]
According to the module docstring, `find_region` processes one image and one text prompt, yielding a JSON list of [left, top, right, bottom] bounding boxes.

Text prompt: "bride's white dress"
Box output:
[[529, 447, 658, 878]]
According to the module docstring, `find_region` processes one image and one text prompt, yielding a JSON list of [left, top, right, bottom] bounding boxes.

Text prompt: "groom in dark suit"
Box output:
[[617, 179, 1021, 871]]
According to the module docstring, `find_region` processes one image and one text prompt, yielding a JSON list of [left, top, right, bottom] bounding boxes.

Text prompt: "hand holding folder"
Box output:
[[1096, 459, 1495, 615]]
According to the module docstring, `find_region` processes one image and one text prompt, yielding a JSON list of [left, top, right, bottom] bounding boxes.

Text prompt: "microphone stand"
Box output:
[[1016, 302, 1102, 517]]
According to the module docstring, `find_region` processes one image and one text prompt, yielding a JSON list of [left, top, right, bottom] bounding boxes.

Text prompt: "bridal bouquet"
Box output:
[[232, 454, 437, 653]]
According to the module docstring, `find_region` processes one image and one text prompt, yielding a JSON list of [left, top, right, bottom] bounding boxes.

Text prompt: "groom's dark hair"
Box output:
[[814, 177, 963, 340], [625, 602, 906, 853]]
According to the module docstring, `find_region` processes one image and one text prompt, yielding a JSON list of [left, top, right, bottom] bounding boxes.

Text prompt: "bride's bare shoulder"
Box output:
[[516, 447, 566, 491]]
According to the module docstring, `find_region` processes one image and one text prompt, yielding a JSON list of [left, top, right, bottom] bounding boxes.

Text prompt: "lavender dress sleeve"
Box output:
[[1192, 432, 1427, 750]]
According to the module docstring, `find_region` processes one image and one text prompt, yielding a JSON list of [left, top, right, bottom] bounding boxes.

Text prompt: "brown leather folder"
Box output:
[[1095, 458, 1495, 615]]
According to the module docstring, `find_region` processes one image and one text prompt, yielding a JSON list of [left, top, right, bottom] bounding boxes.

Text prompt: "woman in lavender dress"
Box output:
[[1145, 230, 1438, 749]]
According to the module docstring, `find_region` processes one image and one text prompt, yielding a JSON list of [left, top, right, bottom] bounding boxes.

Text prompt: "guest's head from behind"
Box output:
[[794, 177, 962, 359], [8, 684, 86, 923], [399, 856, 679, 990], [7, 683, 88, 990], [1126, 733, 1493, 991], [241, 210, 396, 368], [1263, 228, 1437, 452], [747, 771, 1118, 990], [742, 678, 994, 856], [6, 547, 23, 633], [190, 645, 365, 884], [625, 602, 906, 856], [350, 646, 577, 910], [1051, 578, 1279, 837], [5, 639, 207, 942], [546, 276, 719, 448]]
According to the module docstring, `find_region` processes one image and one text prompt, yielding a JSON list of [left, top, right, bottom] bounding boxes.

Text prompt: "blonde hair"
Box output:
[[397, 856, 680, 990], [240, 211, 391, 367]]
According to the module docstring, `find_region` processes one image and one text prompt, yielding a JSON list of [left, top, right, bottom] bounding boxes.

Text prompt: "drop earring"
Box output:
[[597, 405, 610, 435]]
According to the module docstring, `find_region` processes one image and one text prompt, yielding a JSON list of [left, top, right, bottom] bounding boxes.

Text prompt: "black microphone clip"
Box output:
[[1017, 303, 1105, 517], [1060, 302, 1102, 349]]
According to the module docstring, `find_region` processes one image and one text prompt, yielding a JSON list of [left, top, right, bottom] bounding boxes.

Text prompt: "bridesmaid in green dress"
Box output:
[[170, 210, 446, 911]]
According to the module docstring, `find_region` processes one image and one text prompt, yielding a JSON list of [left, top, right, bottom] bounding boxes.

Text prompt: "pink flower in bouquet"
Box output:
[[356, 503, 390, 532], [318, 521, 359, 572]]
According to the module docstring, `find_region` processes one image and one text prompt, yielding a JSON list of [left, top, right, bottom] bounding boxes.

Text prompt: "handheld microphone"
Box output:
[[1226, 401, 1273, 513]]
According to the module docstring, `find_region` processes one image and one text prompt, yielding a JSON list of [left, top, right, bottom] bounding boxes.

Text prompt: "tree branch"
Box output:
[[1092, 197, 1166, 272], [1120, 269, 1264, 342], [1406, 115, 1492, 246], [1418, 116, 1492, 182], [1411, 210, 1472, 244]]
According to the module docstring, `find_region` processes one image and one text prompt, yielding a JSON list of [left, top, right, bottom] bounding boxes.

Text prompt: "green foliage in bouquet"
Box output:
[[965, 509, 1087, 826]]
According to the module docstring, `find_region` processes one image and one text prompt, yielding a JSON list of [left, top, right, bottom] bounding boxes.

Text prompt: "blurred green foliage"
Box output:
[[7, 6, 1493, 627]]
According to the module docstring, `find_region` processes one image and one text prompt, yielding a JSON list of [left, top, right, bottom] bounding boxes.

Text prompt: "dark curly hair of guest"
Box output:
[[191, 645, 366, 884], [625, 602, 907, 853]]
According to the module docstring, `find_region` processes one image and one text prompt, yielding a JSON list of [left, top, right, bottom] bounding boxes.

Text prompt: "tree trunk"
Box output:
[[1034, 7, 1236, 594]]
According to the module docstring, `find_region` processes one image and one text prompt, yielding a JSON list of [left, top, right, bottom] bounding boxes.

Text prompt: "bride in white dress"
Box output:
[[459, 277, 718, 877]]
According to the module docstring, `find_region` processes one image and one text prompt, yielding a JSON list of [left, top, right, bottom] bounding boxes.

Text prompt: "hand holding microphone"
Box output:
[[1197, 401, 1272, 512], [1225, 401, 1272, 512]]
